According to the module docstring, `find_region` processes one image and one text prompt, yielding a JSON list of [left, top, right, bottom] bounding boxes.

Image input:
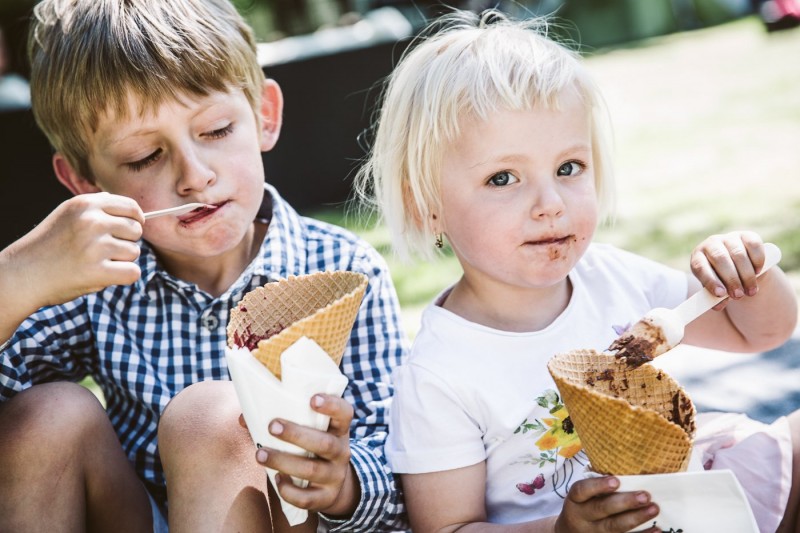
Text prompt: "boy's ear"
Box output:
[[258, 79, 284, 152], [52, 153, 101, 195]]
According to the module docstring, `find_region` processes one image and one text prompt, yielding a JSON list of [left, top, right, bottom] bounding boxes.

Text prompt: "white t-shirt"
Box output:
[[386, 243, 688, 524]]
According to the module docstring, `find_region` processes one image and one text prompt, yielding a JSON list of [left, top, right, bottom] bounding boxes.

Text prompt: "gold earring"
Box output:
[[434, 233, 444, 249]]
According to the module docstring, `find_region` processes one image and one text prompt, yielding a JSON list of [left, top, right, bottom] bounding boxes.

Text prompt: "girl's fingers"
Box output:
[[690, 250, 726, 297], [565, 476, 620, 504], [710, 241, 750, 299]]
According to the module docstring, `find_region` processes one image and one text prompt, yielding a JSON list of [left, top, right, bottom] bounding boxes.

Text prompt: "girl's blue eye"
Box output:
[[557, 161, 584, 176], [489, 171, 518, 186]]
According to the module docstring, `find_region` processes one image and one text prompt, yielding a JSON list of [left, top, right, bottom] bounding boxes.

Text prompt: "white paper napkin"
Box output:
[[616, 469, 758, 532], [226, 336, 349, 526]]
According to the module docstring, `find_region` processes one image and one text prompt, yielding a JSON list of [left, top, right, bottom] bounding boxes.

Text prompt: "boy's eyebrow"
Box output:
[[101, 97, 232, 149], [104, 129, 160, 148]]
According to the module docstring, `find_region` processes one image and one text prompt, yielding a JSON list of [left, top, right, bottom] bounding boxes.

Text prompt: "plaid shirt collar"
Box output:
[[132, 183, 307, 299]]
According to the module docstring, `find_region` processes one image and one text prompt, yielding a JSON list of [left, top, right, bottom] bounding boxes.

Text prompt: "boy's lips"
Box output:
[[178, 202, 226, 224]]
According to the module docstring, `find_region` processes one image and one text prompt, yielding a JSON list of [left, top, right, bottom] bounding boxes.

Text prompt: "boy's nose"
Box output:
[[176, 148, 216, 193]]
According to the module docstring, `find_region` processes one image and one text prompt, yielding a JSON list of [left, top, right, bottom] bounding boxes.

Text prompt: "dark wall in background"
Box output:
[[262, 38, 407, 211], [0, 109, 69, 247]]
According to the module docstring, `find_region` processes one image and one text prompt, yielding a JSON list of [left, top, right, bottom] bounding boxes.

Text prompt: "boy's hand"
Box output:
[[555, 476, 659, 533], [7, 192, 143, 311], [256, 393, 359, 518], [690, 231, 767, 310]]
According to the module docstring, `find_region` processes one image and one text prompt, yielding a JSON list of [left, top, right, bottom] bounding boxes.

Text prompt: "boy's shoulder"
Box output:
[[266, 187, 386, 276], [297, 214, 386, 272], [299, 214, 363, 245]]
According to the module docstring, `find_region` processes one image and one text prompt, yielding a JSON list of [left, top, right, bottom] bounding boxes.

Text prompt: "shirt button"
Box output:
[[202, 314, 219, 331]]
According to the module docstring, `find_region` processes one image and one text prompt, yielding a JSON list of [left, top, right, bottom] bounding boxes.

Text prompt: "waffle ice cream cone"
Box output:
[[227, 271, 368, 379], [547, 349, 696, 476]]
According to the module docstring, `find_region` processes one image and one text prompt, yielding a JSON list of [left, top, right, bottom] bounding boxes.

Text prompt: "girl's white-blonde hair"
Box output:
[[355, 9, 615, 261]]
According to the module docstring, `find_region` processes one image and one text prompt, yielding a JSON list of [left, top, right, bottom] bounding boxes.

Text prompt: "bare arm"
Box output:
[[0, 193, 143, 344], [402, 464, 659, 533], [683, 232, 797, 352]]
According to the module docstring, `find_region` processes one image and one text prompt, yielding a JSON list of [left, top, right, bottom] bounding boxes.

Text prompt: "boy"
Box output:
[[0, 0, 408, 531]]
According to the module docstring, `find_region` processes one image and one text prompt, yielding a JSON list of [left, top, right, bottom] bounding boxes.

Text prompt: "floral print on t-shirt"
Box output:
[[513, 389, 587, 498]]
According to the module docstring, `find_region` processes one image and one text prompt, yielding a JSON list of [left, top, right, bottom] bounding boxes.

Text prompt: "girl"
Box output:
[[356, 9, 800, 533]]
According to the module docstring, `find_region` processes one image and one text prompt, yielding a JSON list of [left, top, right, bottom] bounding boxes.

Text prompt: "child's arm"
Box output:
[[683, 231, 798, 353], [0, 193, 143, 345], [255, 243, 407, 531], [401, 465, 659, 533]]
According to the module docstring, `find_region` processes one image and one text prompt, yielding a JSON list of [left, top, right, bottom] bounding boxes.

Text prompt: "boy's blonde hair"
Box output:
[[356, 9, 615, 261], [28, 0, 265, 179]]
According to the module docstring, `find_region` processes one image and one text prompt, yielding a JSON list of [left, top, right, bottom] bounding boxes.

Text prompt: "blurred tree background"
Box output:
[[0, 0, 758, 75], [226, 0, 753, 45]]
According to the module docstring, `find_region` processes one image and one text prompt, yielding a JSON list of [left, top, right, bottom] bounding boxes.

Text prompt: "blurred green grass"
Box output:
[[82, 16, 800, 398]]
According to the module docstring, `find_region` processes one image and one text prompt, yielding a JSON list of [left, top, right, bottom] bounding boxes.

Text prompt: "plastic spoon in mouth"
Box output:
[[143, 203, 209, 220], [609, 242, 782, 368]]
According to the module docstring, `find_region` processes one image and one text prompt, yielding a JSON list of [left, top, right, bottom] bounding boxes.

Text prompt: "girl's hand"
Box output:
[[690, 231, 767, 310], [555, 476, 660, 533], [255, 393, 358, 518]]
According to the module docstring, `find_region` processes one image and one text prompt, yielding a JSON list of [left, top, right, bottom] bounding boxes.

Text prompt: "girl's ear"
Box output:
[[430, 211, 446, 234], [52, 153, 101, 195], [258, 79, 284, 152]]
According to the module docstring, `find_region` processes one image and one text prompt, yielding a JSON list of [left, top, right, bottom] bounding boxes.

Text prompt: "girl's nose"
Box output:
[[176, 147, 216, 194], [530, 181, 566, 219]]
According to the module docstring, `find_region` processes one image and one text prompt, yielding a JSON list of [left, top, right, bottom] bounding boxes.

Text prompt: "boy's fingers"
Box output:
[[105, 239, 141, 263], [269, 419, 349, 461], [259, 447, 338, 485], [92, 192, 145, 222], [272, 473, 329, 511], [97, 260, 141, 287], [109, 216, 144, 242], [310, 394, 353, 436]]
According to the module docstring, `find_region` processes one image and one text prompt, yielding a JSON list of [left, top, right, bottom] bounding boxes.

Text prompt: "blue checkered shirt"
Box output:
[[0, 184, 409, 532]]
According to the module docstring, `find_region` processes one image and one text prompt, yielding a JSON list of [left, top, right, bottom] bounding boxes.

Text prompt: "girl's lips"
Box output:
[[178, 202, 225, 224], [526, 235, 573, 246]]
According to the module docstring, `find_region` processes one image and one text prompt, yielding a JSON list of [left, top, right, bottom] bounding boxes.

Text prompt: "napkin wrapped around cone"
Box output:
[[225, 271, 368, 525], [547, 349, 696, 475], [227, 271, 369, 378]]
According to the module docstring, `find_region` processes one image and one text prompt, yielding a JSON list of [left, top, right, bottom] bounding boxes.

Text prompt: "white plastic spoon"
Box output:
[[609, 242, 782, 367], [143, 203, 208, 220]]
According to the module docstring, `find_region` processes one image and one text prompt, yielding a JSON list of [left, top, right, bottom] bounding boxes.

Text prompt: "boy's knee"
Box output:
[[159, 380, 243, 457], [0, 382, 106, 459]]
